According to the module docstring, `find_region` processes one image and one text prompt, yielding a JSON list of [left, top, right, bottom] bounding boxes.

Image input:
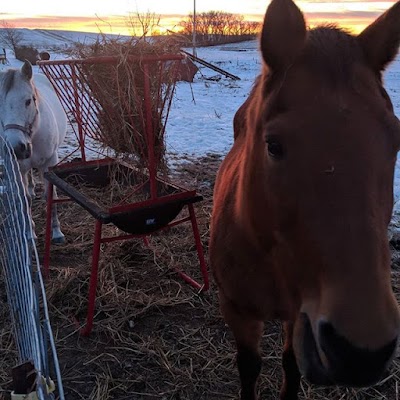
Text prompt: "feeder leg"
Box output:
[[188, 204, 209, 291], [81, 220, 103, 336], [143, 236, 150, 247], [43, 182, 54, 278]]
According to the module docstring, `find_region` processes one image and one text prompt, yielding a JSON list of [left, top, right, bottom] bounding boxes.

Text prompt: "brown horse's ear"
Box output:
[[260, 0, 307, 71], [358, 1, 400, 72], [21, 60, 33, 81]]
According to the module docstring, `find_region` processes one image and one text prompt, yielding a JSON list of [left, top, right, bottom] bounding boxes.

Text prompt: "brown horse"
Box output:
[[210, 0, 400, 399]]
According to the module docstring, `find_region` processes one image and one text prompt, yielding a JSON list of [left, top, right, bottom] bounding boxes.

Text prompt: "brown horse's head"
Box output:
[[238, 0, 400, 388]]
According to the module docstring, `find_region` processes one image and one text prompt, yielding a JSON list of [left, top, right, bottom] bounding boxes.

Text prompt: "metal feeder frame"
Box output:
[[38, 55, 209, 335]]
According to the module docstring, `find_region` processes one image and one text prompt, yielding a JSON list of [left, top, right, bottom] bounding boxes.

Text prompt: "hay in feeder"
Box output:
[[73, 37, 182, 173], [59, 160, 182, 211]]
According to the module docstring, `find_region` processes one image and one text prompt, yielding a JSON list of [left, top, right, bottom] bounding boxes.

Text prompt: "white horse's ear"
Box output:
[[21, 60, 33, 81]]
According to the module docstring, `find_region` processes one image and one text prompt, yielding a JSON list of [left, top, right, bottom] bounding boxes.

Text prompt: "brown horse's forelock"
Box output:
[[304, 26, 364, 83], [264, 26, 365, 93]]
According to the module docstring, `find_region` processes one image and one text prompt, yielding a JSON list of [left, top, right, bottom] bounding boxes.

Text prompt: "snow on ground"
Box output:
[[1, 31, 400, 212], [385, 54, 400, 214], [167, 41, 260, 156], [0, 28, 129, 51]]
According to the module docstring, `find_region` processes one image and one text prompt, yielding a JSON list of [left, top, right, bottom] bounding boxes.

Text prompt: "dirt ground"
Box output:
[[1, 153, 400, 400]]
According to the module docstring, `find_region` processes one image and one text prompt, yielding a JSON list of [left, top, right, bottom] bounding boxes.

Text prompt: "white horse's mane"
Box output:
[[0, 67, 40, 99], [0, 68, 18, 95]]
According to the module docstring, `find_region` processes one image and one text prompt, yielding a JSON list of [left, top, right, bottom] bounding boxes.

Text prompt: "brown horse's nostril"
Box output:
[[318, 320, 397, 387]]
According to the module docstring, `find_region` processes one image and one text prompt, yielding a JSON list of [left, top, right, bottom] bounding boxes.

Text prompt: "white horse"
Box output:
[[0, 60, 67, 243]]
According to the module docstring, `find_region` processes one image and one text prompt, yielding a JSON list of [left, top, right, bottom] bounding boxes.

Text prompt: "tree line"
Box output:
[[178, 11, 262, 45], [122, 10, 262, 45]]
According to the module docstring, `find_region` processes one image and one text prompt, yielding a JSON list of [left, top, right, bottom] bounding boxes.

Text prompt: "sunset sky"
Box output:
[[0, 0, 397, 35]]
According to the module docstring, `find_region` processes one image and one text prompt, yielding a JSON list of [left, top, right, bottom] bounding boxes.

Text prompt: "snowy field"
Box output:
[[1, 30, 400, 210]]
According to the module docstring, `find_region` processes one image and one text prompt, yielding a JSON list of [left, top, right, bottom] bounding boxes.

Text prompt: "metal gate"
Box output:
[[0, 136, 64, 399]]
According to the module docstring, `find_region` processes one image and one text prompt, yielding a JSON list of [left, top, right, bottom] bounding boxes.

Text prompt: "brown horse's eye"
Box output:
[[267, 137, 284, 160]]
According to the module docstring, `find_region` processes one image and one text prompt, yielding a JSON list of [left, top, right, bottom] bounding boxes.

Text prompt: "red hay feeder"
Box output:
[[38, 54, 209, 335]]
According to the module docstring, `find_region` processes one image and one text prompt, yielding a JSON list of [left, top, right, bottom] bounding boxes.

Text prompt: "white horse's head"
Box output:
[[0, 61, 39, 160]]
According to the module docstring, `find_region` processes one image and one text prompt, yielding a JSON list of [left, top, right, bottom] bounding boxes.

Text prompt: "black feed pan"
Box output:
[[45, 160, 202, 235]]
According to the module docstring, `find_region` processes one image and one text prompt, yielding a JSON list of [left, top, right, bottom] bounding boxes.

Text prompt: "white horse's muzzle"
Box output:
[[3, 124, 32, 159]]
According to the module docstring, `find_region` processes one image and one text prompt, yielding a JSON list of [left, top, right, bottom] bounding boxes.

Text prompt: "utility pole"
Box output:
[[193, 0, 197, 57]]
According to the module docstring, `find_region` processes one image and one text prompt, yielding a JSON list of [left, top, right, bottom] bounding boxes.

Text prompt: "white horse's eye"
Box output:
[[25, 98, 32, 107]]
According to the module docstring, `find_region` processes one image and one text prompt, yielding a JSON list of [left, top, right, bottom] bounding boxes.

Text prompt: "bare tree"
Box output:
[[246, 21, 262, 36], [0, 20, 23, 53], [179, 16, 194, 36], [126, 11, 161, 39]]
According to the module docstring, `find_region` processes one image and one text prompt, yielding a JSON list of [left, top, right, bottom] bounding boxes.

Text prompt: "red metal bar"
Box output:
[[159, 60, 181, 140], [72, 65, 86, 162], [116, 180, 149, 207], [175, 270, 204, 291], [43, 183, 54, 278], [188, 203, 209, 291], [143, 63, 157, 200], [80, 219, 103, 336], [50, 198, 72, 205], [39, 64, 75, 119], [49, 157, 114, 171], [38, 54, 184, 67], [108, 190, 196, 213], [143, 236, 150, 247], [100, 232, 148, 244], [161, 216, 191, 229]]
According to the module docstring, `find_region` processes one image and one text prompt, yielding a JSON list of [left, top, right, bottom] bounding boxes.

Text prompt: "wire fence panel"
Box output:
[[0, 136, 64, 400]]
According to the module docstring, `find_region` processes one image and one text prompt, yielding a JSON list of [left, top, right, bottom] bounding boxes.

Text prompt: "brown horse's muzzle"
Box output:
[[294, 313, 398, 387]]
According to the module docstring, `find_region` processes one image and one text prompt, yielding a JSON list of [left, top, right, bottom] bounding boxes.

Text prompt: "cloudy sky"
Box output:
[[0, 0, 397, 34]]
